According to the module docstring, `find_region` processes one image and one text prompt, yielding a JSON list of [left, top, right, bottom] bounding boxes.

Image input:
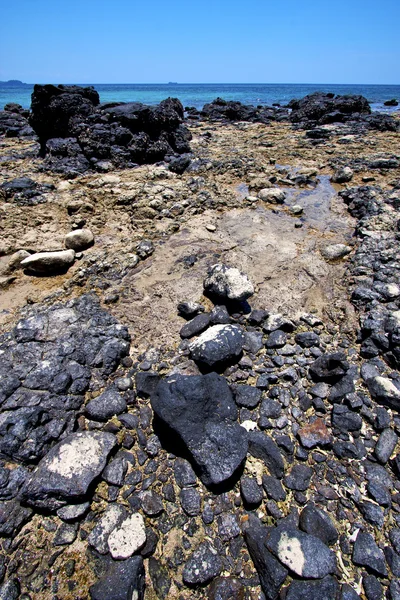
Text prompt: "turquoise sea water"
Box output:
[[1, 83, 400, 112]]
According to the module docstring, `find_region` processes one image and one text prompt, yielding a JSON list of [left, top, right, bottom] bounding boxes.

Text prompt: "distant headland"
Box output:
[[0, 80, 30, 87]]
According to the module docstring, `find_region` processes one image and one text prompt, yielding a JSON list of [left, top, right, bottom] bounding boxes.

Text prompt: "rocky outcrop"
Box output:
[[289, 92, 371, 126], [28, 84, 192, 174], [201, 97, 288, 123]]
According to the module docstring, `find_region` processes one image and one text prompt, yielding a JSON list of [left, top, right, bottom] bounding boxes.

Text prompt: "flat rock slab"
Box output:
[[20, 431, 117, 510], [188, 324, 245, 367], [151, 372, 248, 486], [266, 526, 337, 579]]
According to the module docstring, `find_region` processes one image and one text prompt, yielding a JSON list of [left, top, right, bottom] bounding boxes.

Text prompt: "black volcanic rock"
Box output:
[[201, 97, 287, 123], [289, 92, 370, 127], [151, 372, 248, 486], [28, 84, 192, 171]]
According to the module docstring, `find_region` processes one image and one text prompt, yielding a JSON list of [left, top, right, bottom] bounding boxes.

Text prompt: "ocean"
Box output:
[[1, 82, 399, 112]]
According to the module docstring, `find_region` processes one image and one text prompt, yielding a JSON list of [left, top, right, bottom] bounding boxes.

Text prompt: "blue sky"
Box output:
[[0, 0, 399, 83]]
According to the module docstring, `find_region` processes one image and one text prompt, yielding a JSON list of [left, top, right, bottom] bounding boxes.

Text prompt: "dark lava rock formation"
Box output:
[[288, 92, 371, 126], [28, 84, 192, 175]]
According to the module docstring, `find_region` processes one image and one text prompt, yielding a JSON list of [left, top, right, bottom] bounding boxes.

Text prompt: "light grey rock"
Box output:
[[20, 431, 117, 510], [21, 249, 75, 274], [65, 228, 94, 251], [320, 244, 352, 261], [57, 501, 90, 522], [367, 376, 400, 410], [332, 166, 354, 183], [204, 263, 254, 302], [258, 188, 286, 203]]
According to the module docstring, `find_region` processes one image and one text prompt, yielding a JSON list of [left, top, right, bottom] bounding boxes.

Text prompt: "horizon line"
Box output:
[[3, 81, 400, 86]]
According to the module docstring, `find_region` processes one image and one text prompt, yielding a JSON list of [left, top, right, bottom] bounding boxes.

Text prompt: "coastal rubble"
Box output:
[[0, 86, 399, 599]]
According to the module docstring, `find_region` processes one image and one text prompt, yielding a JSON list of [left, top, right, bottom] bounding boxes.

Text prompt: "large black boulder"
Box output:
[[289, 92, 370, 127], [151, 373, 248, 486]]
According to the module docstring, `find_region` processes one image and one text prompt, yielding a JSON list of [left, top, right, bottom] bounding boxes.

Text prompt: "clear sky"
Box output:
[[1, 0, 399, 84]]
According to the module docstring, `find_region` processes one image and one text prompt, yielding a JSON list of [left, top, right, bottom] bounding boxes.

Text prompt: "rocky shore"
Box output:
[[0, 88, 399, 599]]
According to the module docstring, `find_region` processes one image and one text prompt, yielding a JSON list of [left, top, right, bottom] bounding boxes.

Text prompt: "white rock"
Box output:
[[204, 264, 254, 301], [320, 244, 352, 261], [290, 205, 303, 215], [258, 188, 286, 203], [21, 249, 75, 274], [107, 513, 146, 559], [65, 228, 94, 251]]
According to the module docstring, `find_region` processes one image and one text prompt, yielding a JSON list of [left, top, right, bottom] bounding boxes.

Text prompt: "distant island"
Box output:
[[0, 80, 30, 87]]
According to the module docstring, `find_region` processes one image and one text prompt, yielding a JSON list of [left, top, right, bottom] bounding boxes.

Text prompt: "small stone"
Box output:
[[89, 556, 145, 600], [284, 464, 312, 491], [352, 531, 388, 576], [366, 376, 400, 410], [138, 490, 163, 516], [21, 432, 117, 511], [290, 205, 304, 215], [240, 476, 263, 507], [248, 431, 285, 479], [180, 488, 201, 516], [297, 418, 331, 449], [217, 513, 240, 541], [233, 384, 262, 408], [295, 332, 320, 348], [86, 387, 127, 421], [266, 329, 287, 349], [65, 228, 94, 251], [88, 504, 128, 554], [206, 224, 217, 232], [53, 522, 77, 546], [363, 574, 383, 600], [107, 513, 147, 559], [177, 302, 205, 318], [208, 577, 245, 600], [375, 428, 398, 464], [173, 458, 197, 488], [57, 502, 89, 522], [180, 313, 210, 338], [332, 166, 353, 183], [284, 575, 340, 600], [262, 475, 286, 501], [299, 503, 338, 546], [182, 542, 222, 584]]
